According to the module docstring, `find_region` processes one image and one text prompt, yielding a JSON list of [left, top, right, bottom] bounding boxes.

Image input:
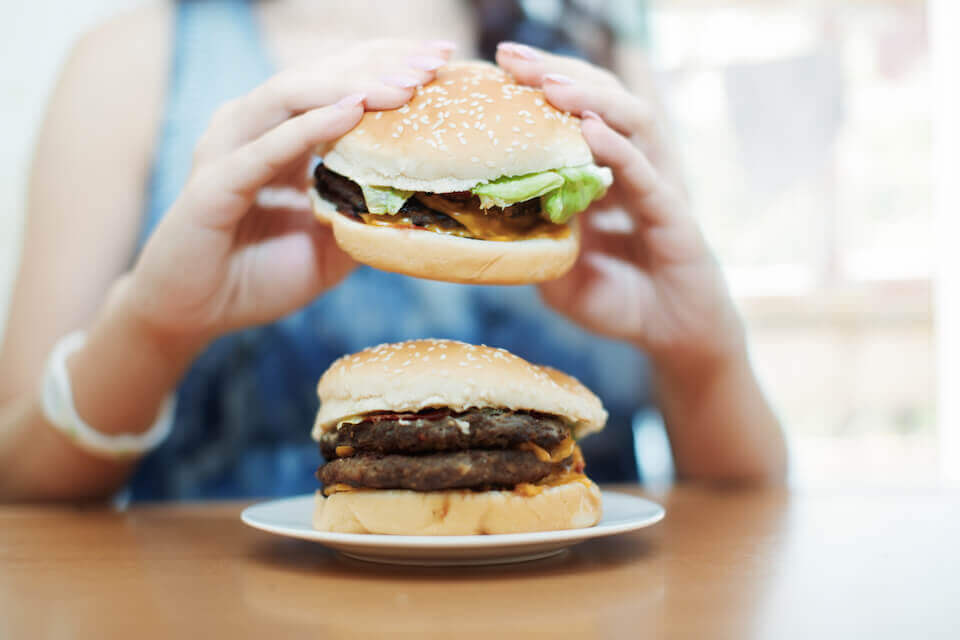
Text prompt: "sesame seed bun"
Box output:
[[312, 479, 603, 535], [310, 189, 579, 284], [320, 61, 593, 193], [312, 339, 608, 441]]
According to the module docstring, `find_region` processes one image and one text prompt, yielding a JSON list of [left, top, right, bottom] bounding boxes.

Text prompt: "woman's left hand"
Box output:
[[496, 43, 745, 374]]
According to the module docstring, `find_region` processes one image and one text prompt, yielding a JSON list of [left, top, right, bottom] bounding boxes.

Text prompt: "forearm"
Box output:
[[0, 275, 205, 501], [652, 344, 787, 486]]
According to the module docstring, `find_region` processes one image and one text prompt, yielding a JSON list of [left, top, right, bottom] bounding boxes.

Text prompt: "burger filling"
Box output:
[[313, 163, 611, 242], [316, 408, 587, 495]]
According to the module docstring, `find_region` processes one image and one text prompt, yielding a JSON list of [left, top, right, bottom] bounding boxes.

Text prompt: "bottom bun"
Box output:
[[311, 189, 579, 285], [312, 479, 603, 535]]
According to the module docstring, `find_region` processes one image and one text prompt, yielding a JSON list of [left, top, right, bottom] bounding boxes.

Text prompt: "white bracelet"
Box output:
[[40, 330, 175, 460]]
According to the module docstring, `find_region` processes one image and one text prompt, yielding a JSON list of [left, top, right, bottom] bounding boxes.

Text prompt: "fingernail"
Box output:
[[408, 55, 447, 71], [497, 42, 540, 61], [544, 73, 574, 86], [382, 74, 420, 89], [582, 110, 602, 121], [335, 93, 365, 109], [426, 39, 458, 53]]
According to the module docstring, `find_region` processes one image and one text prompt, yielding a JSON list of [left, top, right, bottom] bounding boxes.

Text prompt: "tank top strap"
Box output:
[[141, 0, 274, 245]]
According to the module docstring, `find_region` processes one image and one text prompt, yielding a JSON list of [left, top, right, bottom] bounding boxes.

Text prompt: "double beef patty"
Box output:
[[317, 409, 573, 492]]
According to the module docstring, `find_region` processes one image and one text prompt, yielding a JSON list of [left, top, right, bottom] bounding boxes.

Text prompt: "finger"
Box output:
[[192, 95, 365, 229], [540, 75, 652, 137], [228, 208, 356, 328], [197, 41, 454, 158], [539, 251, 653, 343], [495, 42, 617, 89], [579, 209, 644, 265], [580, 112, 685, 228], [496, 43, 649, 137]]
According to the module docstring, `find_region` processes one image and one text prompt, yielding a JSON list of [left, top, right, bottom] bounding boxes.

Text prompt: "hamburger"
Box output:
[[312, 339, 606, 535], [311, 61, 612, 284]]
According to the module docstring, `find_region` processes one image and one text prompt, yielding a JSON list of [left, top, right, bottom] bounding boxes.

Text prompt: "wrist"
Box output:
[[107, 273, 213, 365], [645, 319, 748, 390], [62, 276, 208, 438]]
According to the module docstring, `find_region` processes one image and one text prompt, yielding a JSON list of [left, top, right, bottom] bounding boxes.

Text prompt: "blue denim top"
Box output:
[[128, 0, 649, 500]]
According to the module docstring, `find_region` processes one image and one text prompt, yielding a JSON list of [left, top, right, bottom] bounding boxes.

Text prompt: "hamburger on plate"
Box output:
[[312, 339, 607, 535]]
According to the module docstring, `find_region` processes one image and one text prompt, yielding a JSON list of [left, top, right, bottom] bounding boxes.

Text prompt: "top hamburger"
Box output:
[[311, 61, 612, 284]]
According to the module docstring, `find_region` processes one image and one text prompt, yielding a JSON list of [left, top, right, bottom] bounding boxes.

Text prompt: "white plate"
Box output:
[[241, 491, 664, 566]]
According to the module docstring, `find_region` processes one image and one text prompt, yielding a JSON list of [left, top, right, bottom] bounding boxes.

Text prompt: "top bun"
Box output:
[[313, 339, 607, 440], [320, 61, 594, 193]]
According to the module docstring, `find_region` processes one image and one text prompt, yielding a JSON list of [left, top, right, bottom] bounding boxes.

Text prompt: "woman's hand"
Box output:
[[497, 43, 786, 483], [124, 40, 455, 346], [496, 42, 743, 375]]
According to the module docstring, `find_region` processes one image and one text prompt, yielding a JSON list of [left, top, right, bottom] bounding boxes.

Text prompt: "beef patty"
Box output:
[[319, 408, 570, 458], [312, 164, 541, 230], [318, 449, 569, 492]]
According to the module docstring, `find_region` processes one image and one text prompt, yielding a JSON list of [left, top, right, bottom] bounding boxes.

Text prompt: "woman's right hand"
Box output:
[[121, 40, 454, 347]]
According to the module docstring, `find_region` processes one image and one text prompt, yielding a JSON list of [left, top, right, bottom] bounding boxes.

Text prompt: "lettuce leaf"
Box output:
[[470, 164, 612, 224], [360, 185, 414, 214], [472, 172, 564, 209], [541, 165, 613, 224]]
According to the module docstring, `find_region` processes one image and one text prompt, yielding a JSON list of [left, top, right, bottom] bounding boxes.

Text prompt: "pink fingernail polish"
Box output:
[[335, 93, 366, 109], [544, 73, 574, 85], [497, 42, 540, 61], [582, 110, 602, 121], [426, 39, 458, 53], [408, 55, 447, 71], [382, 74, 420, 89]]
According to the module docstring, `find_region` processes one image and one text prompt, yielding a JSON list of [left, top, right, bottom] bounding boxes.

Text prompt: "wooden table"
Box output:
[[1, 486, 958, 639]]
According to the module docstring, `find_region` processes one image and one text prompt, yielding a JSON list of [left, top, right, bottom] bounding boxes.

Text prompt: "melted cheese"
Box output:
[[519, 436, 576, 463], [359, 194, 569, 242], [335, 416, 365, 430], [335, 446, 355, 457], [513, 471, 592, 497], [323, 483, 359, 496]]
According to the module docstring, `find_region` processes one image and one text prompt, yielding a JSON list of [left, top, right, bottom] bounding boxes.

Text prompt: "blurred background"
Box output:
[[1, 0, 952, 488]]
